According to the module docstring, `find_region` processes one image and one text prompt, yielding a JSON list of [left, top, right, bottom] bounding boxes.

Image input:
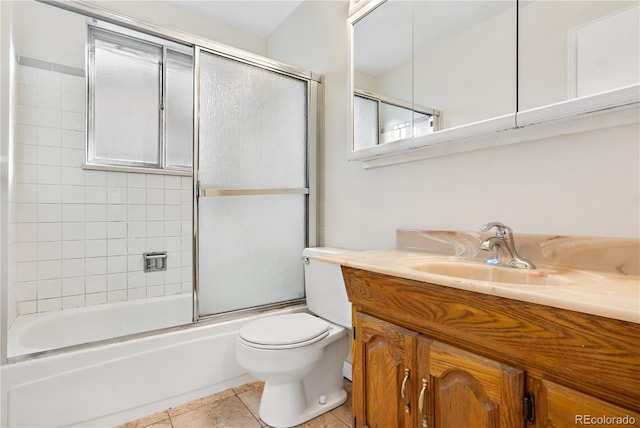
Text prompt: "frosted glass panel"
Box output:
[[91, 29, 161, 166], [199, 51, 307, 189], [380, 102, 414, 144], [166, 49, 193, 169], [198, 195, 306, 315], [353, 95, 379, 150], [197, 49, 309, 317]]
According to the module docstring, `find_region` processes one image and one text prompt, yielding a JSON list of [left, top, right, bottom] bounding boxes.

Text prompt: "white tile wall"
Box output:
[[10, 63, 193, 316]]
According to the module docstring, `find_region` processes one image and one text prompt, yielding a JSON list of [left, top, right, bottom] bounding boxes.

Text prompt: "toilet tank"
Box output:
[[303, 247, 352, 328]]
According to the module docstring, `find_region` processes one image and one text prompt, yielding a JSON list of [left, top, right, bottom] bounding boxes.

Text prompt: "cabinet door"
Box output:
[[429, 341, 525, 428], [537, 379, 640, 428], [353, 312, 417, 428]]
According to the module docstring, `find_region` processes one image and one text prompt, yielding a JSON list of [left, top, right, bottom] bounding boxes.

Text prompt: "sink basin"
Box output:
[[406, 258, 602, 286]]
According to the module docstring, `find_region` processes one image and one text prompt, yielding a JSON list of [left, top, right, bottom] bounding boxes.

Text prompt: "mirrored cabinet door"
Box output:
[[351, 0, 517, 152], [349, 0, 638, 167], [413, 1, 516, 130], [352, 0, 414, 150], [518, 0, 639, 112]]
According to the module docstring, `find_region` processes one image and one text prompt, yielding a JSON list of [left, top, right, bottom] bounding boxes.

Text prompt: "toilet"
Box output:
[[236, 247, 351, 428]]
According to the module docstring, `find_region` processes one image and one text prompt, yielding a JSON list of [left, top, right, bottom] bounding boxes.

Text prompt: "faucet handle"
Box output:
[[480, 222, 513, 238]]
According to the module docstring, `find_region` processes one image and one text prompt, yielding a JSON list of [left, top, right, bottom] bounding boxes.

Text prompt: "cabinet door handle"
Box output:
[[419, 378, 429, 427], [401, 368, 411, 413]]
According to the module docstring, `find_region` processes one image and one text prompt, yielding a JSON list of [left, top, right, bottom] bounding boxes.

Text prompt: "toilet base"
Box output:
[[256, 335, 349, 427], [259, 380, 347, 428], [236, 318, 350, 428]]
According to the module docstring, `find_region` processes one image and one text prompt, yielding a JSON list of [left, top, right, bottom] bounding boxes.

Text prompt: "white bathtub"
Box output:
[[8, 294, 193, 358], [1, 299, 306, 428]]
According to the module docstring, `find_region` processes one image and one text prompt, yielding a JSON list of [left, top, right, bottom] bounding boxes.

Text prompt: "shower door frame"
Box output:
[[191, 46, 320, 321]]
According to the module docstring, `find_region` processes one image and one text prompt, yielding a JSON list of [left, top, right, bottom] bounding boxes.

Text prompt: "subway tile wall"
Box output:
[[10, 62, 193, 320]]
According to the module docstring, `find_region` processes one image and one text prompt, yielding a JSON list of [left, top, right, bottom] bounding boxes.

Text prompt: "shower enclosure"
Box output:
[[2, 0, 320, 361]]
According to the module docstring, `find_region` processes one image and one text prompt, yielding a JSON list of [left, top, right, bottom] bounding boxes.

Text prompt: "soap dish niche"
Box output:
[[144, 252, 167, 273]]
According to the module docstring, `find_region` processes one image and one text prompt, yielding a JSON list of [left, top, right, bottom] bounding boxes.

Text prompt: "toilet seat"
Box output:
[[239, 313, 331, 350]]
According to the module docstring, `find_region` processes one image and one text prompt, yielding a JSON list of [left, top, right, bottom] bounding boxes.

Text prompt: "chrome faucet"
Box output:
[[479, 222, 536, 269]]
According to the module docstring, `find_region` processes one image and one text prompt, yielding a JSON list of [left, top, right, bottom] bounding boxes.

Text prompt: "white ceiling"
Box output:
[[170, 0, 304, 36]]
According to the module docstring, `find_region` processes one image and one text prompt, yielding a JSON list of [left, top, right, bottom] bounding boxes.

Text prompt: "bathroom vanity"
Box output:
[[321, 230, 640, 428]]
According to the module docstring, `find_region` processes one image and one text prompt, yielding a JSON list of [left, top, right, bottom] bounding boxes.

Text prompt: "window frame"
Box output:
[[353, 89, 441, 148], [86, 20, 193, 173]]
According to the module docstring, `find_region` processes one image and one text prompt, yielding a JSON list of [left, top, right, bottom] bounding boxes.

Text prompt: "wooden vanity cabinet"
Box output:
[[344, 266, 640, 428], [353, 313, 418, 427], [427, 339, 525, 427], [354, 312, 525, 428], [531, 379, 640, 427]]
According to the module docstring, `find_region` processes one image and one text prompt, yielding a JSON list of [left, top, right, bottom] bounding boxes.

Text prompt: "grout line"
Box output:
[[235, 393, 263, 427], [166, 414, 176, 428]]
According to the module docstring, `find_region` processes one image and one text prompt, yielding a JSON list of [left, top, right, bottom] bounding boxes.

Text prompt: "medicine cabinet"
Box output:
[[349, 0, 640, 168]]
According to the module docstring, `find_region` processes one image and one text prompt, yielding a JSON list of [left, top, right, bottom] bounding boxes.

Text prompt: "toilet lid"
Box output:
[[239, 313, 331, 347]]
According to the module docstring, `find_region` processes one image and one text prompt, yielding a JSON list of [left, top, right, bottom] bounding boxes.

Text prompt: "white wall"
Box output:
[[269, 0, 640, 250], [12, 1, 86, 68], [12, 0, 268, 65], [91, 1, 267, 56]]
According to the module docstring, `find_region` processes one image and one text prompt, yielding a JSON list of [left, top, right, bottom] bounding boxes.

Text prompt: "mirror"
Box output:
[[413, 1, 516, 129], [352, 1, 418, 150], [518, 0, 639, 111], [352, 0, 516, 150]]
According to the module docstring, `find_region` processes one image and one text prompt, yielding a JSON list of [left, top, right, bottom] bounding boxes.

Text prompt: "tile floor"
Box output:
[[117, 379, 352, 428]]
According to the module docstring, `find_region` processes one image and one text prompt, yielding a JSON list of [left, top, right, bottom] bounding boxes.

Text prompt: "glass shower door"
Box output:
[[195, 48, 310, 317]]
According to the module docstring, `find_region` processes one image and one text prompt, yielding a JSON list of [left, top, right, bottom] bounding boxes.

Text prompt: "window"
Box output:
[[353, 90, 441, 150], [88, 24, 193, 171]]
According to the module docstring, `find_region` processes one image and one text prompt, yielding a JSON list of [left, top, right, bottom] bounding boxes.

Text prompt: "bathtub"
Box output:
[[8, 294, 193, 358], [1, 299, 306, 428]]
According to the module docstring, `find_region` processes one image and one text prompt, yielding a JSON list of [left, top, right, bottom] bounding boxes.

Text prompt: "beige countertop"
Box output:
[[319, 248, 640, 324]]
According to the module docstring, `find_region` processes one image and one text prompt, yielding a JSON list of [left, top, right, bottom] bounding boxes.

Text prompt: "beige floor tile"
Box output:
[[237, 386, 263, 421], [232, 381, 264, 395], [120, 380, 352, 428], [330, 395, 352, 427], [167, 388, 236, 418], [116, 411, 172, 428], [341, 379, 352, 395], [170, 395, 261, 428], [144, 420, 173, 428], [295, 412, 348, 428]]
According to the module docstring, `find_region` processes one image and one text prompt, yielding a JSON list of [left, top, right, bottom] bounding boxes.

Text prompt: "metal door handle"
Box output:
[[401, 368, 410, 413], [419, 378, 429, 427]]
